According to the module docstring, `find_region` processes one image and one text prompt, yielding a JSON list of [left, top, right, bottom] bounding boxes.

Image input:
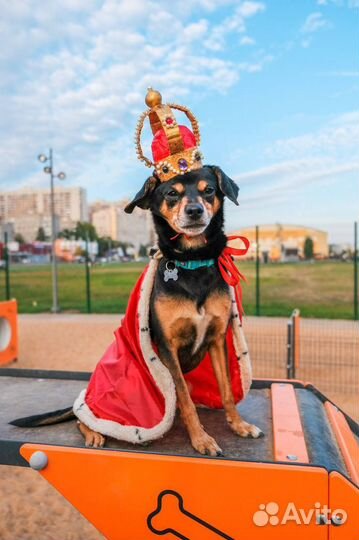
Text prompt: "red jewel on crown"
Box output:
[[165, 116, 175, 126]]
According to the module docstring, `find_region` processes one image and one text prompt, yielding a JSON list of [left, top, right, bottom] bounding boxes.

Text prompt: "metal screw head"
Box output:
[[286, 454, 298, 461], [29, 451, 48, 471]]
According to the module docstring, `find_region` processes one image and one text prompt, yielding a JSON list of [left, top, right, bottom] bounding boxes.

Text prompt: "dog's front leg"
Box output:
[[209, 339, 263, 439], [159, 346, 223, 456]]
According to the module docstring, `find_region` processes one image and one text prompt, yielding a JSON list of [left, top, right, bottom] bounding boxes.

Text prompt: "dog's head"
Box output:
[[125, 165, 239, 237]]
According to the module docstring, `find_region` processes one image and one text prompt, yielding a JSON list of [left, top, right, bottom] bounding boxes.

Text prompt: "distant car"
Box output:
[[0, 260, 5, 269]]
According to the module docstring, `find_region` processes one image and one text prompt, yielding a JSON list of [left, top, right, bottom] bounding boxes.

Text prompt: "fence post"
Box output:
[[85, 236, 92, 314], [287, 309, 300, 379], [4, 232, 10, 301], [287, 319, 293, 379], [354, 221, 358, 321], [255, 225, 260, 316]]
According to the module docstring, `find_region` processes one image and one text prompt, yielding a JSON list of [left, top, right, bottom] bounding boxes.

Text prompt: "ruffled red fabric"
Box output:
[[85, 266, 244, 429], [152, 125, 196, 162]]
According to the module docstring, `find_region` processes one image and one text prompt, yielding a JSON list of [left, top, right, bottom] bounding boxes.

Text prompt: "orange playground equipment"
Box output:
[[0, 300, 18, 366], [0, 368, 358, 540]]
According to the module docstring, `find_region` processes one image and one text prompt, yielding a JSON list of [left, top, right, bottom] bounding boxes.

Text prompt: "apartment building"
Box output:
[[0, 187, 88, 241], [90, 200, 156, 249]]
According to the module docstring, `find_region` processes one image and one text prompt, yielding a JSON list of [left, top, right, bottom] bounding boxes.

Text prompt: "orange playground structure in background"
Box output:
[[0, 300, 18, 366]]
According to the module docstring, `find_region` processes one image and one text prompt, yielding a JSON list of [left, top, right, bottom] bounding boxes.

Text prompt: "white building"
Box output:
[[0, 187, 88, 242], [90, 200, 156, 252]]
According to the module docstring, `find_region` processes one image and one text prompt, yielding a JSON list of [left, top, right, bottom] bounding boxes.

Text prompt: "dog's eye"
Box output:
[[167, 190, 179, 198], [204, 186, 215, 195]]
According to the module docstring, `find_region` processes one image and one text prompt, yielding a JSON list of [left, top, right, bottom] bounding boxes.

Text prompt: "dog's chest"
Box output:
[[190, 305, 214, 353], [153, 291, 232, 355]]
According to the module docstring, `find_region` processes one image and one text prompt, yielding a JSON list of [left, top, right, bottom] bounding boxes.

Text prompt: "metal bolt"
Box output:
[[29, 451, 48, 471], [286, 454, 298, 461]]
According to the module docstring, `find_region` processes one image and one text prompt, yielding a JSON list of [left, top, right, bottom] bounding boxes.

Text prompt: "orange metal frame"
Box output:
[[271, 383, 309, 463], [325, 402, 359, 486], [21, 444, 330, 540], [2, 375, 358, 539]]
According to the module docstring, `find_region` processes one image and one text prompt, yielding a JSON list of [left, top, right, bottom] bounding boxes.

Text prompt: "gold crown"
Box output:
[[135, 88, 203, 182]]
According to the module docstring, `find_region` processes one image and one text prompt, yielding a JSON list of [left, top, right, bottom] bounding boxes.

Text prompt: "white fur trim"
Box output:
[[229, 286, 252, 400], [73, 261, 252, 441], [73, 259, 177, 444]]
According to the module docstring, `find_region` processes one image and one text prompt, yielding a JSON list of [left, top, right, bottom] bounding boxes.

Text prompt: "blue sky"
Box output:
[[1, 0, 358, 243]]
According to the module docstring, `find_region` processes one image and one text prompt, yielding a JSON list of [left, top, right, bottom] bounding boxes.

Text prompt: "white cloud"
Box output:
[[237, 159, 359, 199], [204, 1, 265, 50], [226, 111, 359, 226], [301, 12, 330, 33], [266, 111, 359, 159], [240, 35, 256, 45], [238, 54, 273, 73], [301, 38, 312, 48], [0, 0, 268, 194]]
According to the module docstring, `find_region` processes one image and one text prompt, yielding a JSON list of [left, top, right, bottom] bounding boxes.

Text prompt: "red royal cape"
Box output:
[[73, 259, 252, 443]]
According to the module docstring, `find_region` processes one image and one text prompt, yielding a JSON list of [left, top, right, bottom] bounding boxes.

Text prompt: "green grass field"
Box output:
[[1, 260, 355, 319]]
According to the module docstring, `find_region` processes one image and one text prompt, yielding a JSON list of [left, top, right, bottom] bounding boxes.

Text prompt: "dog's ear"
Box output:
[[124, 175, 159, 214], [209, 165, 239, 206]]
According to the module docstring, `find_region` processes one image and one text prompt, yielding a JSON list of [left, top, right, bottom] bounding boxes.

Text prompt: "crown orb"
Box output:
[[145, 88, 162, 108]]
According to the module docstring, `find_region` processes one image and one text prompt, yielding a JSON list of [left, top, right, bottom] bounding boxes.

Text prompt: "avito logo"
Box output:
[[253, 501, 347, 527]]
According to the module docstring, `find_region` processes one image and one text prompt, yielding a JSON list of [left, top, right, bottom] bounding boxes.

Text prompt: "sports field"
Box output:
[[2, 259, 355, 319]]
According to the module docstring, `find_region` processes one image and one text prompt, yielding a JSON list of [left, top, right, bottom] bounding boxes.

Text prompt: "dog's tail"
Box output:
[[9, 406, 75, 427]]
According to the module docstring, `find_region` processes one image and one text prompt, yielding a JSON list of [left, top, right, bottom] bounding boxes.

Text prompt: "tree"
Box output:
[[138, 244, 149, 257], [36, 227, 47, 241], [57, 228, 74, 239], [98, 236, 112, 257], [74, 222, 98, 241], [304, 237, 314, 259], [15, 233, 25, 245]]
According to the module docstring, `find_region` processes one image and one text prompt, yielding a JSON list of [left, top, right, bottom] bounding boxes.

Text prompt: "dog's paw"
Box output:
[[85, 431, 106, 448], [77, 421, 106, 448], [229, 420, 264, 439], [191, 430, 223, 456]]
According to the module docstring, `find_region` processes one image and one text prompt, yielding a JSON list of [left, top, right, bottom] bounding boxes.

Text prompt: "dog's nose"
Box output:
[[185, 203, 204, 218]]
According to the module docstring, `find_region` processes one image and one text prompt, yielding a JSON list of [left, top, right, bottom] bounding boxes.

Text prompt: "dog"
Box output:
[[11, 165, 262, 455], [125, 164, 262, 455]]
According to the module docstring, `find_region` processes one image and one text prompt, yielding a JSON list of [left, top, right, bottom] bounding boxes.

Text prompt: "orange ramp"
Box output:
[[0, 371, 358, 539]]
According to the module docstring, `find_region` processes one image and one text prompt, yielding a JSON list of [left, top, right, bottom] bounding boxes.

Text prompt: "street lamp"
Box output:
[[37, 149, 66, 313]]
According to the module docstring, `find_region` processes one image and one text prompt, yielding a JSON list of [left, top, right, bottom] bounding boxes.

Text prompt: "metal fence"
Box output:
[[1, 221, 358, 319], [245, 310, 359, 420], [246, 311, 359, 394]]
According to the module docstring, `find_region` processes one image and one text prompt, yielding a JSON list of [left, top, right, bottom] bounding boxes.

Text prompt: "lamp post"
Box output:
[[38, 149, 66, 313]]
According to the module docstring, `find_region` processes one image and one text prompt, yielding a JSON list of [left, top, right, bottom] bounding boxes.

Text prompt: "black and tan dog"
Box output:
[[123, 164, 262, 455], [11, 165, 262, 455]]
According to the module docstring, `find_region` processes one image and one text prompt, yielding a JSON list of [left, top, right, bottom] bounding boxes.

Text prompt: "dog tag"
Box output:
[[164, 262, 178, 282]]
